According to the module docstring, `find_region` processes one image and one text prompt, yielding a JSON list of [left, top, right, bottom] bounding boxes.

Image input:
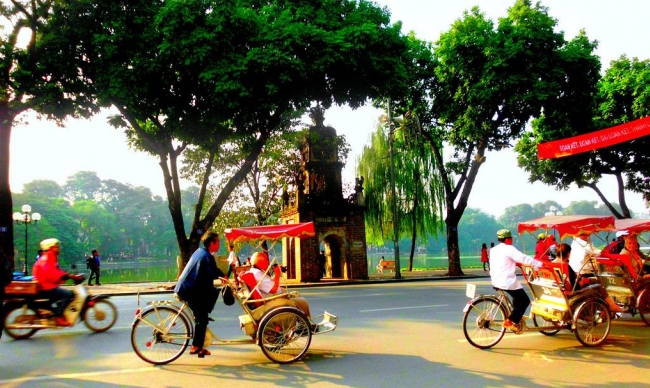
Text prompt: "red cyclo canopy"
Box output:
[[613, 219, 650, 235], [224, 222, 316, 245], [517, 215, 616, 241]]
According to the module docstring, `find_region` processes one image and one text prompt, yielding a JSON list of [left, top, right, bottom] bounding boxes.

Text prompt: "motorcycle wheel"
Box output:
[[3, 304, 39, 339], [83, 299, 118, 332], [462, 297, 506, 349], [573, 299, 610, 347]]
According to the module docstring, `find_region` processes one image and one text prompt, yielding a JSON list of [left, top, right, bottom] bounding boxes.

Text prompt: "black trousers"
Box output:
[[38, 287, 75, 316], [88, 267, 100, 284], [187, 289, 218, 348], [505, 288, 530, 324]]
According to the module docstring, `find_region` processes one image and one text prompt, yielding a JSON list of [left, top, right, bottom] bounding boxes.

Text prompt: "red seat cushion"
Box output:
[[239, 272, 264, 308]]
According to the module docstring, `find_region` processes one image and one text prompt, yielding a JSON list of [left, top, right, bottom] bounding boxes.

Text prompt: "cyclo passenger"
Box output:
[[489, 229, 543, 332], [243, 251, 311, 318], [569, 232, 600, 278], [620, 232, 650, 279], [552, 243, 580, 290], [554, 242, 624, 312], [32, 238, 84, 327]]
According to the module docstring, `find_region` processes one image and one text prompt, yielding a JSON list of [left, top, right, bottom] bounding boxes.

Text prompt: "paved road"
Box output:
[[69, 267, 492, 296], [2, 278, 649, 387]]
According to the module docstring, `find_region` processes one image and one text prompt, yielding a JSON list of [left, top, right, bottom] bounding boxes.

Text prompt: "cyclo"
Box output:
[[463, 215, 616, 349], [594, 218, 650, 324], [130, 222, 338, 365]]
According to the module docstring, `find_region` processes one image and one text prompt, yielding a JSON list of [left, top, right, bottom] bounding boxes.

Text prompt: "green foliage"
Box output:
[[0, 1, 99, 273], [14, 172, 182, 265], [358, 117, 444, 259], [41, 0, 414, 264], [393, 0, 599, 274], [516, 54, 650, 219]]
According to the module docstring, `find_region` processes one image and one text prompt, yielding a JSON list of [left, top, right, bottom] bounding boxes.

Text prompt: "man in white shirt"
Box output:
[[490, 229, 543, 331], [569, 233, 600, 275]]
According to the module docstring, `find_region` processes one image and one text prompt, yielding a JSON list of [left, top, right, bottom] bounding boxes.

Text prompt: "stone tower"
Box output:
[[280, 106, 368, 282]]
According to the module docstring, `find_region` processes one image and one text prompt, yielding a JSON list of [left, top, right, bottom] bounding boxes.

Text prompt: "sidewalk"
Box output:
[[75, 267, 491, 296]]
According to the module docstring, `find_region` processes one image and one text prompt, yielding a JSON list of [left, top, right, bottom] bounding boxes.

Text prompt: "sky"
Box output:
[[9, 0, 650, 218]]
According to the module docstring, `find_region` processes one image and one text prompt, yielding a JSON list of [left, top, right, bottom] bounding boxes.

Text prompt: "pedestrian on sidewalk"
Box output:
[[480, 243, 489, 271], [87, 249, 101, 286]]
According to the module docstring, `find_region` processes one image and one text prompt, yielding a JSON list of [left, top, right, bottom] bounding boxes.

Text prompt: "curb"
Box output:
[[87, 272, 491, 297]]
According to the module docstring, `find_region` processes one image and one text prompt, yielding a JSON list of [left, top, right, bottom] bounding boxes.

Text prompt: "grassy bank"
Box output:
[[88, 254, 484, 283]]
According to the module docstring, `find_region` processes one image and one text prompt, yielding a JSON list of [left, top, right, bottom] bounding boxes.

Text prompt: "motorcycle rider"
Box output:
[[32, 238, 84, 326]]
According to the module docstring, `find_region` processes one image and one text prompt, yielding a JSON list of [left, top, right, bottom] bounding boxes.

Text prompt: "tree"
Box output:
[[397, 1, 599, 275], [182, 130, 306, 228], [458, 208, 503, 254], [63, 171, 103, 203], [561, 200, 616, 216], [44, 0, 413, 264], [357, 119, 444, 272], [22, 180, 63, 198], [0, 1, 96, 275], [516, 56, 650, 219]]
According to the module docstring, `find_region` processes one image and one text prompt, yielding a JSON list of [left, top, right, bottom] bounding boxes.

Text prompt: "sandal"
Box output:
[[189, 346, 211, 357]]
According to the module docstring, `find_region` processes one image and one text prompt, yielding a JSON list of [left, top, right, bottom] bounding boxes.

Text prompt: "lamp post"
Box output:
[[12, 204, 41, 275], [380, 98, 402, 279]]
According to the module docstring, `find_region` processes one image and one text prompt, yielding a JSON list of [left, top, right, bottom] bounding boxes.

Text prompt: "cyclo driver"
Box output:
[[489, 229, 543, 332]]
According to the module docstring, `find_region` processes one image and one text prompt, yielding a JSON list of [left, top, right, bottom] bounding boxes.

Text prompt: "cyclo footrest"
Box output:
[[311, 311, 338, 335]]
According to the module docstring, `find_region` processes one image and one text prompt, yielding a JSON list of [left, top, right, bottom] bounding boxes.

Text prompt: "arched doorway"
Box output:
[[287, 237, 296, 279], [322, 234, 345, 279]]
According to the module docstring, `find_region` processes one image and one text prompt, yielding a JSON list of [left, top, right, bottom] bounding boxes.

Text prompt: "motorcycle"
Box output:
[[3, 274, 118, 339]]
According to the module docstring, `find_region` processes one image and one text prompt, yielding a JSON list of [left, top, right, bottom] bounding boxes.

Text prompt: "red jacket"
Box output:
[[33, 251, 67, 291]]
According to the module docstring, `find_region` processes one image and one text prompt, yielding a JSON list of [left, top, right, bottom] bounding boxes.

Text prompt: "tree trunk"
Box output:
[[445, 209, 464, 276], [0, 113, 16, 285]]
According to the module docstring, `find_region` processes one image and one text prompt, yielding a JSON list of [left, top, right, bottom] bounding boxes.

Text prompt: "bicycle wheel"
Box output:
[[532, 314, 561, 336], [83, 299, 118, 332], [573, 299, 610, 347], [637, 287, 650, 326], [131, 306, 191, 365], [258, 308, 312, 364], [462, 298, 507, 349], [3, 304, 39, 339]]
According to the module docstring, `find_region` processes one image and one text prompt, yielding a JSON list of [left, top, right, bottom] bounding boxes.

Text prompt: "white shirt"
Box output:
[[489, 242, 542, 290], [227, 251, 238, 266], [250, 267, 281, 298], [569, 237, 600, 274]]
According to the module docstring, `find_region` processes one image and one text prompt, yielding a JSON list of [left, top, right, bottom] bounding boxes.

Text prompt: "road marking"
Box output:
[[360, 304, 448, 313], [0, 367, 155, 385]]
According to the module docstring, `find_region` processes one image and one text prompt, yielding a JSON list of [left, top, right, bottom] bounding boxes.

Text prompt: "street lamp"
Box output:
[[379, 98, 402, 279], [12, 204, 41, 275]]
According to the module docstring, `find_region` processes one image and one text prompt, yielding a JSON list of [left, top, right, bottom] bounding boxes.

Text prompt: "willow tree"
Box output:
[[43, 0, 414, 263], [357, 120, 444, 272], [516, 56, 650, 218], [397, 1, 600, 275]]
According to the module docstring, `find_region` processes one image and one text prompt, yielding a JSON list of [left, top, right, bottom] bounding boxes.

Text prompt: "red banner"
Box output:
[[537, 116, 650, 160]]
